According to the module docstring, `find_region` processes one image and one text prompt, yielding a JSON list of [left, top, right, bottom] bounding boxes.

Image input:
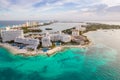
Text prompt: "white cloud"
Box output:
[[0, 0, 120, 20], [101, 0, 120, 6]]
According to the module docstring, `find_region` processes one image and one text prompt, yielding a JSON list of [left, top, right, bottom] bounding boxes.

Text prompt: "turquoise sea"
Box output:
[[0, 30, 120, 80]]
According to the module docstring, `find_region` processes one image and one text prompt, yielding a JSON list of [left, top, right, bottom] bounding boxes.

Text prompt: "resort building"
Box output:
[[26, 21, 39, 27], [15, 37, 39, 50], [76, 25, 86, 31], [1, 28, 24, 42], [41, 33, 52, 47], [39, 23, 44, 25], [72, 29, 79, 36], [72, 25, 86, 36], [50, 31, 71, 43], [26, 21, 31, 27], [32, 22, 39, 26], [50, 31, 62, 41], [71, 25, 86, 44], [61, 34, 71, 42], [15, 37, 39, 45]]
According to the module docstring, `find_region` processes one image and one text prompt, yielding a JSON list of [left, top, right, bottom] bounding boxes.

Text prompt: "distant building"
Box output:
[[32, 22, 39, 26], [26, 21, 31, 27], [39, 23, 44, 25], [5, 26, 11, 30], [26, 21, 39, 27], [1, 29, 24, 42], [72, 25, 86, 36], [76, 25, 86, 31]]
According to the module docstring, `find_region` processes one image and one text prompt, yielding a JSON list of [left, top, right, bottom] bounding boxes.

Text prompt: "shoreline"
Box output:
[[0, 39, 91, 57], [1, 22, 120, 57]]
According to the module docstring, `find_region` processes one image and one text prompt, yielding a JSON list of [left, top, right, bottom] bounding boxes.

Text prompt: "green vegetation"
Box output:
[[83, 23, 120, 33], [21, 27, 28, 33], [62, 27, 75, 35], [62, 23, 120, 35], [37, 42, 42, 49], [40, 22, 54, 26], [29, 29, 42, 33], [64, 41, 80, 45], [50, 42, 56, 49], [27, 48, 34, 51], [7, 40, 14, 44], [44, 22, 52, 25], [21, 27, 42, 33]]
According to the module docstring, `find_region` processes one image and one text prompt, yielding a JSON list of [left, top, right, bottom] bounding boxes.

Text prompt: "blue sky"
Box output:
[[0, 0, 120, 21]]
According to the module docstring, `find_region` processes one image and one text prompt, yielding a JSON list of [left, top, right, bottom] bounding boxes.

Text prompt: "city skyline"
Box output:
[[0, 0, 120, 21]]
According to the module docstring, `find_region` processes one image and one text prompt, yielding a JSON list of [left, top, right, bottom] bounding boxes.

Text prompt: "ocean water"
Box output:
[[0, 20, 47, 28], [0, 30, 120, 80], [0, 21, 26, 28], [0, 45, 120, 80]]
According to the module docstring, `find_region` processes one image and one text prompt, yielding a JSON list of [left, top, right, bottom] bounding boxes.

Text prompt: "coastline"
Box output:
[[1, 22, 120, 57], [0, 38, 91, 57]]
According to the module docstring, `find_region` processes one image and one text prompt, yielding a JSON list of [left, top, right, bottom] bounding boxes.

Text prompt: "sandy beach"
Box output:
[[0, 43, 27, 54]]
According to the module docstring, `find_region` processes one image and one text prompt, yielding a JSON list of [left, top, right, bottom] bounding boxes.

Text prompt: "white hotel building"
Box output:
[[41, 33, 52, 47], [1, 27, 39, 50], [15, 37, 39, 50], [1, 28, 23, 42], [26, 21, 39, 27], [72, 26, 86, 36], [15, 37, 39, 46], [72, 29, 79, 36], [50, 31, 71, 42], [41, 31, 71, 47]]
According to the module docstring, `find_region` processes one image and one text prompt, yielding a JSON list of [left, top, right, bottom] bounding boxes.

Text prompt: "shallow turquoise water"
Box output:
[[0, 44, 120, 80]]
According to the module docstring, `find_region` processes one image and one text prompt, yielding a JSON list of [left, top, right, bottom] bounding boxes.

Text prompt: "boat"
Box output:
[[45, 28, 52, 30]]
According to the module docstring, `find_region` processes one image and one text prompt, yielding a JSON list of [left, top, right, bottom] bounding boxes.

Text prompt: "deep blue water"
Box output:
[[0, 20, 48, 28], [0, 21, 26, 27]]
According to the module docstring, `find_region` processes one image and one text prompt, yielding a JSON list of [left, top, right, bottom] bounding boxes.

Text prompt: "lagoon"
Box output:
[[39, 22, 85, 32]]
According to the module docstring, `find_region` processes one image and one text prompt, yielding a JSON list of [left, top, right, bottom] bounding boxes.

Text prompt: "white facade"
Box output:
[[50, 34, 62, 41], [5, 26, 11, 30], [61, 34, 71, 42], [15, 37, 39, 46], [15, 37, 39, 50], [50, 31, 62, 41], [76, 26, 86, 31], [50, 33, 71, 43], [32, 22, 39, 26], [72, 30, 79, 36], [26, 21, 39, 27], [41, 36, 52, 47], [41, 31, 71, 47], [26, 21, 31, 27], [39, 23, 44, 25], [1, 30, 23, 42]]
